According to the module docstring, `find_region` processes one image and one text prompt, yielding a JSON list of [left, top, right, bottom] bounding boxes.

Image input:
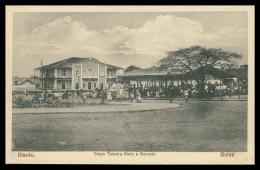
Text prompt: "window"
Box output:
[[88, 82, 92, 89], [93, 70, 97, 77], [44, 82, 48, 89], [94, 82, 97, 88], [62, 82, 66, 90], [75, 82, 79, 89], [62, 69, 66, 76], [41, 70, 46, 77], [109, 71, 112, 77], [46, 71, 50, 77], [83, 81, 86, 88], [83, 70, 86, 76], [88, 69, 92, 77], [100, 69, 105, 76], [75, 70, 79, 76]]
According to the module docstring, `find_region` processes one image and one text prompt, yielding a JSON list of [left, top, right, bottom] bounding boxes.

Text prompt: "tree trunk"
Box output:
[[199, 74, 206, 91], [198, 73, 206, 99]]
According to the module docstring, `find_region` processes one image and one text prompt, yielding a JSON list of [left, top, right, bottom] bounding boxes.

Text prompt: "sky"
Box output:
[[12, 12, 248, 77]]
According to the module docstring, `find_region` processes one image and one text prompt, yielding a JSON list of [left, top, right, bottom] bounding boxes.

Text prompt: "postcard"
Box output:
[[6, 5, 255, 164]]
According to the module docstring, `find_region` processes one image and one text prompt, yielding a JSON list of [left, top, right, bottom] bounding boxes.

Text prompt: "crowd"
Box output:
[[12, 82, 247, 107], [98, 82, 247, 103]]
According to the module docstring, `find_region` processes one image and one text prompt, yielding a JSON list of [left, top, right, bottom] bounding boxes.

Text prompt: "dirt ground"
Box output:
[[12, 100, 247, 152]]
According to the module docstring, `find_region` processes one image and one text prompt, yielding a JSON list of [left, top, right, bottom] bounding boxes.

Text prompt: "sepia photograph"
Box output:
[[6, 6, 255, 164]]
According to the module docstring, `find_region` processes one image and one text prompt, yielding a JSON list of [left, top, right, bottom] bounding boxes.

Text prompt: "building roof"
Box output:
[[100, 62, 123, 70], [35, 57, 123, 70], [118, 66, 237, 80], [118, 67, 170, 77], [13, 78, 34, 85]]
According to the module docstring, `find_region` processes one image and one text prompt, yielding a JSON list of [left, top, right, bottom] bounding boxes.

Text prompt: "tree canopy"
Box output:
[[158, 46, 242, 75], [124, 65, 141, 72]]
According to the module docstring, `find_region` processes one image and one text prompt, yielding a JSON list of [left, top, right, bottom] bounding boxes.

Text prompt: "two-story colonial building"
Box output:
[[34, 57, 123, 90]]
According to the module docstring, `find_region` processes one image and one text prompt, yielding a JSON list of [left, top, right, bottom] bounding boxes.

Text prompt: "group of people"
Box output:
[[102, 88, 143, 103], [16, 82, 245, 106], [74, 83, 243, 104]]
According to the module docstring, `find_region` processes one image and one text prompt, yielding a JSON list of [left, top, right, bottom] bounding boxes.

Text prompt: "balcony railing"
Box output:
[[83, 75, 98, 78], [107, 75, 118, 78], [39, 75, 54, 79]]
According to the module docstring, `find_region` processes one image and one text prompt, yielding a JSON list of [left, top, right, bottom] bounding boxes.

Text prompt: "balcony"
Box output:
[[39, 75, 55, 79], [107, 75, 118, 79], [83, 75, 98, 78]]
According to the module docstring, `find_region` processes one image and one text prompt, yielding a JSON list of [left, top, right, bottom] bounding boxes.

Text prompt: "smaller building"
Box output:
[[13, 78, 35, 89], [118, 66, 238, 90]]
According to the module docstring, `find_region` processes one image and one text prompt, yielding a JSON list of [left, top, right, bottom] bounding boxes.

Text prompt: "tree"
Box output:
[[124, 65, 141, 72], [158, 46, 242, 90]]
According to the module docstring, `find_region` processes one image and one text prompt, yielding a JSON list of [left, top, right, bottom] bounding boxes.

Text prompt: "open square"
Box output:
[[12, 100, 247, 152]]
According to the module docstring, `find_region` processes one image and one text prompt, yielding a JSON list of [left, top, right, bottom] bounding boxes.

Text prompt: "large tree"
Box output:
[[124, 65, 141, 73], [158, 46, 242, 89]]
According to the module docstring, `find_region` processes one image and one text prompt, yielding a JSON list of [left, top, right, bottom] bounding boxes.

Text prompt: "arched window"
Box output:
[[62, 69, 66, 76], [100, 69, 105, 76], [93, 70, 97, 77], [88, 69, 92, 77], [88, 82, 92, 89], [82, 70, 86, 76]]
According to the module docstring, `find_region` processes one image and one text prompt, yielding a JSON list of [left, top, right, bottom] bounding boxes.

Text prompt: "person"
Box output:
[[116, 89, 122, 102], [130, 90, 135, 103], [169, 86, 174, 103], [238, 86, 241, 99], [107, 90, 112, 102], [92, 90, 97, 99], [228, 87, 232, 99], [136, 90, 142, 103], [100, 90, 106, 104], [123, 90, 129, 102], [43, 90, 47, 102], [183, 88, 189, 103], [155, 90, 159, 98]]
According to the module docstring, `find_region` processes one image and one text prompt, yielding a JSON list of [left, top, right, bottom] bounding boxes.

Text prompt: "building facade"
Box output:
[[118, 67, 231, 89], [34, 57, 123, 90]]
